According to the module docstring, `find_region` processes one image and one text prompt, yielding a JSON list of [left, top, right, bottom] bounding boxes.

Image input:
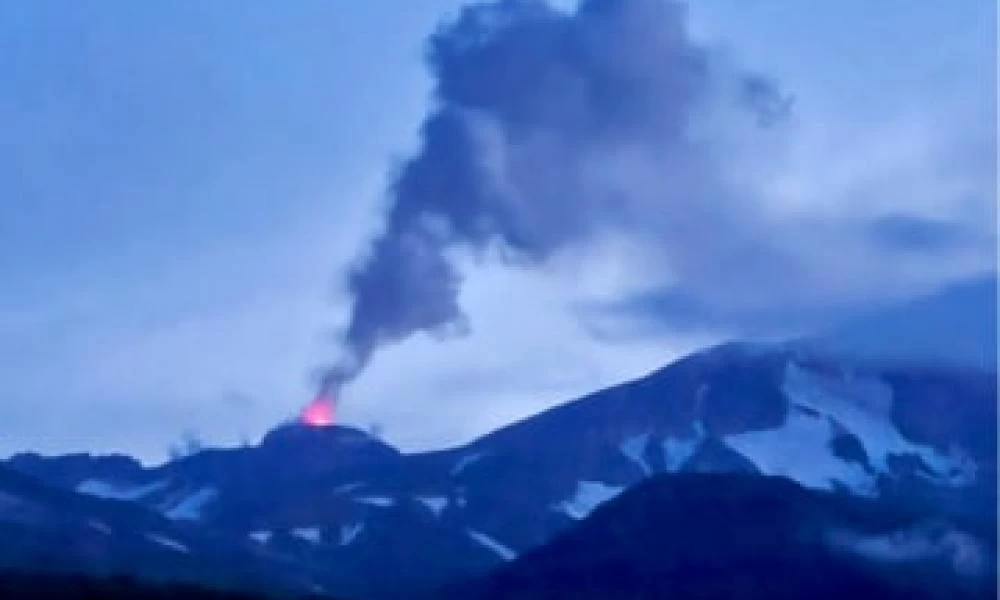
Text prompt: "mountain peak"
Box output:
[[256, 422, 401, 470], [260, 422, 382, 448]]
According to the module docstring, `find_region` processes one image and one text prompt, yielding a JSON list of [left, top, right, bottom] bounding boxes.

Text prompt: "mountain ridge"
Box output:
[[4, 339, 994, 597], [450, 472, 996, 600]]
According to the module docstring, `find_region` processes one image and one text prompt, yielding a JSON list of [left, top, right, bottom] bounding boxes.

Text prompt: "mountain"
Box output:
[[6, 340, 995, 597], [0, 465, 331, 596], [453, 473, 996, 599]]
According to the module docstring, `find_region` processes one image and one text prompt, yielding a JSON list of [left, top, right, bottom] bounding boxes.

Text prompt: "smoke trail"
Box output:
[[323, 0, 789, 390]]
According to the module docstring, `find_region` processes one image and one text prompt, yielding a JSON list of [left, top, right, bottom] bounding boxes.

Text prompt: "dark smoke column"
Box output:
[[322, 0, 789, 391], [321, 214, 465, 390]]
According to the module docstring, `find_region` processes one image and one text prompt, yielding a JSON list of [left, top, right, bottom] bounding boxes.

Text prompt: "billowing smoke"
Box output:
[[322, 0, 790, 391]]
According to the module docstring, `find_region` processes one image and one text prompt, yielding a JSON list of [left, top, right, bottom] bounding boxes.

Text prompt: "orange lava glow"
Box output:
[[300, 394, 335, 427]]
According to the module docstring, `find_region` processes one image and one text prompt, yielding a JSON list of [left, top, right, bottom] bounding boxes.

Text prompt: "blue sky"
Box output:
[[1, 0, 994, 462]]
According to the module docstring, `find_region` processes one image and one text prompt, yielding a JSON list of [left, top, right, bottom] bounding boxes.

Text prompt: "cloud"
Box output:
[[559, 0, 998, 341], [578, 287, 838, 341], [825, 522, 990, 580], [868, 214, 982, 253]]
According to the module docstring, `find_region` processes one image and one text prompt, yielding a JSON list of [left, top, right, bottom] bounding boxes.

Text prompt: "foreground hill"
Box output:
[[0, 466, 327, 596], [453, 473, 996, 600], [0, 573, 293, 600]]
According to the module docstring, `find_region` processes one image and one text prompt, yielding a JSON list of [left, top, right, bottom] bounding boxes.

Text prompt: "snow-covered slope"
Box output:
[[726, 361, 977, 496]]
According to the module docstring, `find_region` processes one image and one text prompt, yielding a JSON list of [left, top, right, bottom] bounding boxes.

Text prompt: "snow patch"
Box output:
[[782, 362, 975, 485], [146, 533, 188, 553], [354, 496, 394, 508], [249, 530, 272, 544], [163, 487, 217, 521], [77, 479, 168, 501], [556, 481, 625, 520], [467, 529, 517, 561], [451, 452, 484, 475], [620, 433, 651, 475], [333, 481, 364, 494], [340, 522, 364, 545], [87, 520, 112, 535], [726, 404, 877, 496], [0, 491, 43, 525], [292, 527, 322, 544], [417, 495, 449, 517], [662, 435, 700, 472]]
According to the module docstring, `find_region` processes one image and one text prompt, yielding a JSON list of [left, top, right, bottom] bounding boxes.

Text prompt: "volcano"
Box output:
[[300, 394, 335, 427]]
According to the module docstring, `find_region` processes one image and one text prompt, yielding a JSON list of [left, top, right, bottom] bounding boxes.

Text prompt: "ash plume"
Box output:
[[322, 0, 790, 391]]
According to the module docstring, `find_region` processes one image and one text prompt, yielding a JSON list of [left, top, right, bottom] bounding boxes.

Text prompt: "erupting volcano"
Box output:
[[300, 394, 335, 427]]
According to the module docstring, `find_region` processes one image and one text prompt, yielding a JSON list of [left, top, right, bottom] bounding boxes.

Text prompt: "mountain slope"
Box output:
[[454, 473, 996, 600], [0, 466, 329, 596]]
